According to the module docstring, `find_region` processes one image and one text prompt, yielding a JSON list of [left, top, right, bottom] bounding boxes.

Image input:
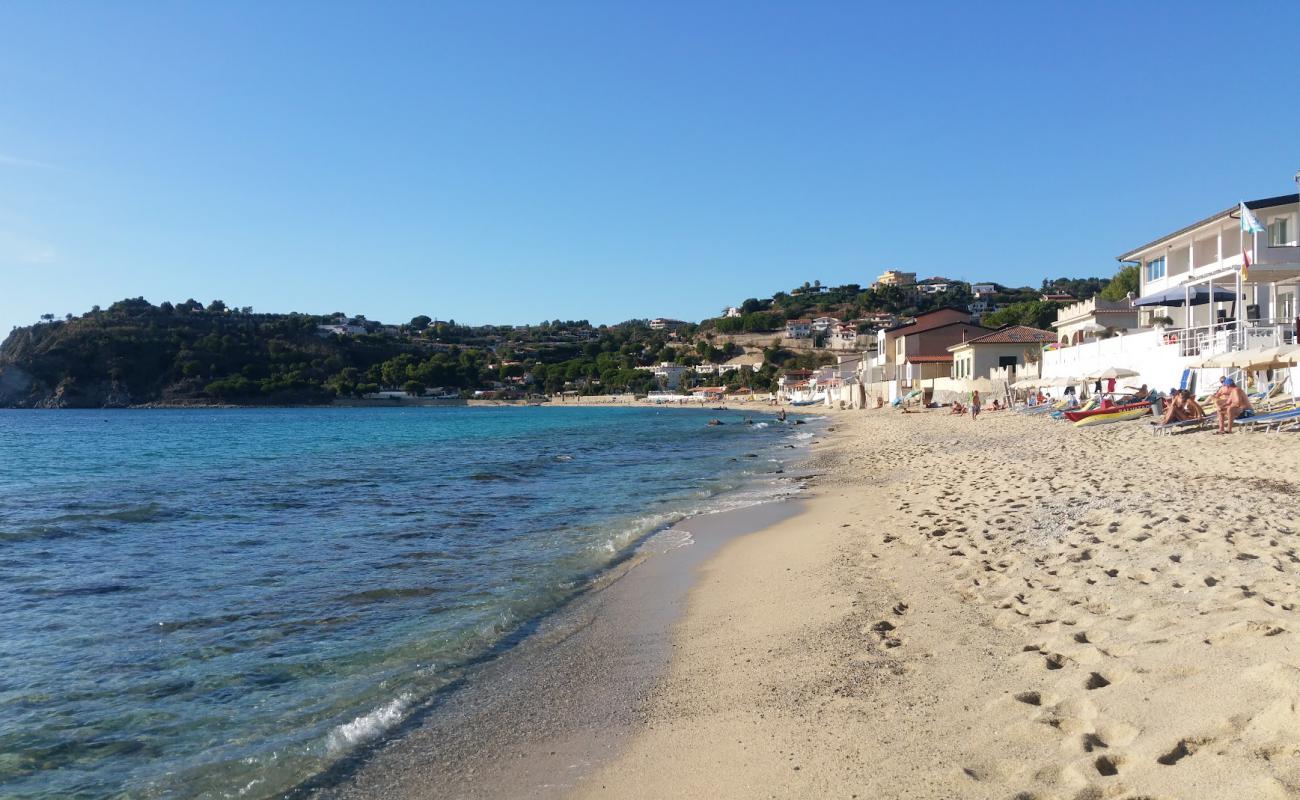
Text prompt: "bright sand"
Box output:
[[574, 405, 1300, 799]]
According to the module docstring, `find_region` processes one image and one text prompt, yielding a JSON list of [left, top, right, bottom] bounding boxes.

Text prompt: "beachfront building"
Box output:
[[1051, 297, 1142, 346], [637, 362, 685, 389], [870, 308, 972, 369], [893, 320, 989, 384], [1039, 189, 1300, 390], [785, 319, 813, 339], [948, 325, 1056, 382], [1122, 193, 1299, 338]]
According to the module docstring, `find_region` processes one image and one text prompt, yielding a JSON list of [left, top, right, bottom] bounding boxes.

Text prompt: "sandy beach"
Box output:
[[575, 405, 1300, 800]]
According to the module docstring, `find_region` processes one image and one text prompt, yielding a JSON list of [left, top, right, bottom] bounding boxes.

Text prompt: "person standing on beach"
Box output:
[[970, 390, 981, 420]]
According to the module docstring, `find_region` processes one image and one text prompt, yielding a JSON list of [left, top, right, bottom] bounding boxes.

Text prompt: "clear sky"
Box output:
[[2, 2, 1298, 333]]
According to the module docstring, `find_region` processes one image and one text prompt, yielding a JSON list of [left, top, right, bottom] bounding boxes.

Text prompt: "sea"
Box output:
[[0, 406, 812, 799]]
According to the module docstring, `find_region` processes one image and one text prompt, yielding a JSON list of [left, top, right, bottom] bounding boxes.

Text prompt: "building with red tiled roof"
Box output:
[[947, 325, 1056, 381]]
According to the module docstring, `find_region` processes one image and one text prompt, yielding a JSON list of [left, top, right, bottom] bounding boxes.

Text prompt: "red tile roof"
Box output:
[[959, 325, 1057, 345]]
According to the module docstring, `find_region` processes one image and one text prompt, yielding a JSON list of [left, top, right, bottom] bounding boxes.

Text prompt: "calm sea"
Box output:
[[0, 406, 808, 799]]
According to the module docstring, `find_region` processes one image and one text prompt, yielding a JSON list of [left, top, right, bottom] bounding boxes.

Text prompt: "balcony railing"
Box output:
[[1170, 320, 1295, 358]]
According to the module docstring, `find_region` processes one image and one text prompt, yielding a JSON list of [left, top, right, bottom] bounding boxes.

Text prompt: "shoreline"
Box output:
[[306, 501, 810, 800], [302, 418, 822, 799]]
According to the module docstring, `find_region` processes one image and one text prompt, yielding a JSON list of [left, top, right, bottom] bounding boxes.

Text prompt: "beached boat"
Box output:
[[1063, 402, 1150, 423], [1073, 405, 1152, 427]]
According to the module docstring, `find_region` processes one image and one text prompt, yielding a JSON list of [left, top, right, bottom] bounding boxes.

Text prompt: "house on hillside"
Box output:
[[649, 318, 687, 331], [873, 270, 917, 288], [811, 316, 841, 332], [785, 319, 812, 339], [948, 325, 1057, 382], [972, 283, 998, 297], [827, 323, 860, 351]]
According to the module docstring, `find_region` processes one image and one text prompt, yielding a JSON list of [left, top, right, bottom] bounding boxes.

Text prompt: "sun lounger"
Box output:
[[1235, 405, 1300, 433]]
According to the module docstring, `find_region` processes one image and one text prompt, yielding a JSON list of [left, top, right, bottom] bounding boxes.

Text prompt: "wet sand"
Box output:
[[306, 501, 804, 800]]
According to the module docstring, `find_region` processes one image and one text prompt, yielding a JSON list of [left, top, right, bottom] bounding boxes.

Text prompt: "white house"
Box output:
[[811, 316, 841, 332], [972, 283, 998, 297], [785, 319, 812, 339], [827, 323, 860, 351], [724, 307, 742, 318], [649, 318, 688, 331], [637, 362, 686, 389], [1039, 189, 1300, 391], [1122, 193, 1299, 340]]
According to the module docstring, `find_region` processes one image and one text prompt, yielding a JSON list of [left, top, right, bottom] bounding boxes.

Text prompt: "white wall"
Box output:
[[1041, 330, 1197, 391]]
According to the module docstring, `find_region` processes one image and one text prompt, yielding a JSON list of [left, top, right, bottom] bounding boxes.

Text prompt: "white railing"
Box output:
[[1170, 321, 1292, 357]]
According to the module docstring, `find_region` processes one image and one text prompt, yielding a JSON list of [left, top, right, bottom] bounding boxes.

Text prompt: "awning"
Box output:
[[1132, 285, 1239, 307]]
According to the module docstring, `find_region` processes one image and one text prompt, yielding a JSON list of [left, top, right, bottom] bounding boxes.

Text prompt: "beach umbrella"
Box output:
[[1011, 377, 1038, 390], [1089, 367, 1140, 380], [1193, 351, 1236, 369]]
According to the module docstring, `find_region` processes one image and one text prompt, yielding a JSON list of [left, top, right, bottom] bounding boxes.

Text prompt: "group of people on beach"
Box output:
[[1145, 376, 1253, 433]]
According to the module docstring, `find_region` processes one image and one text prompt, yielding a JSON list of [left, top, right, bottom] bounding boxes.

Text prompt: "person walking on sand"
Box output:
[[970, 390, 981, 421]]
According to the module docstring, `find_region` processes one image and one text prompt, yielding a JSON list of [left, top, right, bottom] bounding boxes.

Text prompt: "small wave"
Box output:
[[325, 693, 412, 754], [752, 422, 769, 429], [636, 529, 695, 555], [553, 455, 574, 462], [51, 502, 173, 525], [468, 471, 515, 482], [31, 582, 139, 598], [337, 586, 442, 604]]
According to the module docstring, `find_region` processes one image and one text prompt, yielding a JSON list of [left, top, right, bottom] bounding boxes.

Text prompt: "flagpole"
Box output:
[[1238, 204, 1245, 345]]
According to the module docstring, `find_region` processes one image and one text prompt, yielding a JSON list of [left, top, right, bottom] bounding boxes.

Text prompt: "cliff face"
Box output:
[[0, 327, 134, 408], [0, 303, 393, 408]]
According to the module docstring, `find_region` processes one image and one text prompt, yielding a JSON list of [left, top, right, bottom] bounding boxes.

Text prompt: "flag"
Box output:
[[1240, 202, 1265, 234], [1242, 244, 1251, 282]]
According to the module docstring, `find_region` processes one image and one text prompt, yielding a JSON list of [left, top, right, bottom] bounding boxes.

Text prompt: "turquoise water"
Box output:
[[0, 406, 805, 799]]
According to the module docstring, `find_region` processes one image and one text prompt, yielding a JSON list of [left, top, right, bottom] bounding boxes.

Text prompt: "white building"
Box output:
[[785, 319, 812, 339], [1122, 193, 1299, 335], [724, 307, 742, 318], [637, 362, 686, 389], [649, 318, 687, 331], [1039, 190, 1300, 390], [827, 323, 861, 351], [811, 316, 841, 332], [972, 283, 998, 297]]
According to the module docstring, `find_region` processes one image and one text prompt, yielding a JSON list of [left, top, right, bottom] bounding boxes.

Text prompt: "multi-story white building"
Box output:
[[1122, 193, 1299, 338], [1039, 189, 1300, 390]]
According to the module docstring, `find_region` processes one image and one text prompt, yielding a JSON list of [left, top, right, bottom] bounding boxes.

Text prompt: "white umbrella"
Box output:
[[1089, 367, 1140, 380], [1193, 351, 1234, 369], [1011, 377, 1039, 390]]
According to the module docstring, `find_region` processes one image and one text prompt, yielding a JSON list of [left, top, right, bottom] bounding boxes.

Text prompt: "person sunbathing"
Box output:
[[1181, 390, 1205, 419], [1216, 379, 1252, 434], [950, 402, 965, 415]]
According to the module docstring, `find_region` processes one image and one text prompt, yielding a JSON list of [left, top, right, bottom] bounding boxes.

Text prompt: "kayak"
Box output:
[[1074, 405, 1152, 427], [1063, 402, 1150, 423]]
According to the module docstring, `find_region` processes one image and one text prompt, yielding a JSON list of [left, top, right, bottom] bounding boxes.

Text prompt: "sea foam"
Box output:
[[325, 693, 412, 754]]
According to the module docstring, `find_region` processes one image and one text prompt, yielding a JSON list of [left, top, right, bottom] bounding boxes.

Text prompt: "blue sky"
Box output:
[[2, 2, 1298, 333]]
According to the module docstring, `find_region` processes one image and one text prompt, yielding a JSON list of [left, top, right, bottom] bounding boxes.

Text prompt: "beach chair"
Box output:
[[1235, 405, 1300, 433], [1150, 403, 1217, 436]]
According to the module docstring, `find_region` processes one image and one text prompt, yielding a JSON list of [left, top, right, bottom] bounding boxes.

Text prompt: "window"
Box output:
[[1269, 216, 1292, 247], [1145, 256, 1166, 282]]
